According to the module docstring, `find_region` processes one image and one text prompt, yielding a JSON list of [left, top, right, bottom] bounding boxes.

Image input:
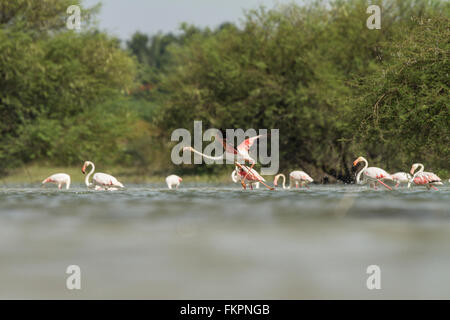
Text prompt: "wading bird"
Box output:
[[353, 156, 393, 190], [183, 134, 273, 190], [42, 173, 71, 190], [231, 167, 261, 189], [82, 161, 124, 191], [274, 171, 313, 189], [166, 175, 183, 189], [409, 163, 442, 190], [231, 169, 260, 189], [391, 172, 412, 188]]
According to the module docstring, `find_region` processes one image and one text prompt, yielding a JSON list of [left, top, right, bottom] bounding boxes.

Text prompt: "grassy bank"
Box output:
[[0, 164, 239, 185]]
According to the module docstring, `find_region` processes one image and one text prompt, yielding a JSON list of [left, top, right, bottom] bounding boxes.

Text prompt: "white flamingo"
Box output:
[[410, 163, 442, 190], [353, 156, 393, 190], [82, 161, 124, 191], [391, 172, 412, 188], [42, 173, 71, 190], [166, 175, 183, 189], [274, 171, 313, 189], [231, 166, 260, 190]]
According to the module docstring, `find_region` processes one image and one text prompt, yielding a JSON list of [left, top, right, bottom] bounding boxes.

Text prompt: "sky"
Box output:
[[83, 0, 305, 40]]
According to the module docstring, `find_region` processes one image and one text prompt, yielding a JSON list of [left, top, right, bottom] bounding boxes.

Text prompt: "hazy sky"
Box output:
[[83, 0, 305, 40]]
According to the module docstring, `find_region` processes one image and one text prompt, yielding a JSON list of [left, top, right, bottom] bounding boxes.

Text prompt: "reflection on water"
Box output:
[[0, 183, 449, 299]]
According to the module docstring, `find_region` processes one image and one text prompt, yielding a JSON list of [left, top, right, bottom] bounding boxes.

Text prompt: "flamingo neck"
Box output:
[[85, 162, 95, 187], [417, 164, 424, 174], [275, 173, 287, 189], [356, 158, 368, 184], [231, 170, 239, 183], [412, 164, 425, 179], [188, 147, 224, 161]]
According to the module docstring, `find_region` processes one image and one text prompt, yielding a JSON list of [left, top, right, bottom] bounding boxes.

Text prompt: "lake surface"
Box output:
[[0, 183, 449, 299]]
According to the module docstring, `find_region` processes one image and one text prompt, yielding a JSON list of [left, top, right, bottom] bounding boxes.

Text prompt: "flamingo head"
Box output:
[[410, 163, 419, 175], [273, 174, 280, 186], [179, 177, 183, 182], [81, 161, 89, 174], [353, 156, 364, 167], [182, 146, 192, 152]]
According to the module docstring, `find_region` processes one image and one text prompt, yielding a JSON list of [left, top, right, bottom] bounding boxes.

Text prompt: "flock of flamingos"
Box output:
[[42, 135, 445, 191]]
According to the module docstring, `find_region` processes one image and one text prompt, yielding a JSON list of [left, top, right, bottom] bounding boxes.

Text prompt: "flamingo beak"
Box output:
[[82, 165, 86, 174], [179, 178, 183, 182], [352, 160, 359, 166], [410, 168, 414, 175]]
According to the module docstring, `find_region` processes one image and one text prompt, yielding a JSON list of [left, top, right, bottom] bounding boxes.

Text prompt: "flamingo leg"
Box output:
[[242, 161, 255, 182], [377, 179, 392, 191]]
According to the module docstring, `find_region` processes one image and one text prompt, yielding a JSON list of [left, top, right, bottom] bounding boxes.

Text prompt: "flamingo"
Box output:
[[166, 175, 183, 189], [274, 171, 313, 189], [183, 134, 273, 190], [353, 156, 393, 190], [231, 166, 261, 189], [409, 163, 442, 190], [82, 161, 124, 191], [42, 173, 71, 190], [391, 172, 412, 188], [231, 169, 259, 189]]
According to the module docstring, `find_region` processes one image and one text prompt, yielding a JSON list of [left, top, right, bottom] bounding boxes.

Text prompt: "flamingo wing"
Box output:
[[237, 135, 264, 154], [422, 171, 442, 183], [94, 173, 124, 188], [392, 172, 411, 183], [43, 173, 70, 184], [365, 167, 392, 180], [215, 134, 238, 155], [290, 170, 313, 182]]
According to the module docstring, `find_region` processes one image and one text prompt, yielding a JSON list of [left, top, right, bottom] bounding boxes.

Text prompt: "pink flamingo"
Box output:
[[274, 171, 313, 189], [409, 163, 442, 190], [166, 175, 183, 189], [183, 135, 273, 190], [82, 161, 124, 191], [42, 173, 71, 190], [353, 156, 393, 190], [391, 172, 412, 188], [231, 168, 259, 190], [232, 165, 264, 190]]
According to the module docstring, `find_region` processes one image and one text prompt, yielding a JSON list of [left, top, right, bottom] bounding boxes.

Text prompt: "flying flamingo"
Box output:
[[183, 134, 273, 190], [353, 156, 393, 190], [409, 163, 442, 190], [82, 161, 124, 191], [274, 171, 313, 189], [231, 168, 259, 189], [42, 173, 71, 190], [166, 175, 183, 189], [391, 172, 412, 188]]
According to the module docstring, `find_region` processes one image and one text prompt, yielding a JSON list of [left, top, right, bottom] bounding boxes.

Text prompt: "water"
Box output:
[[0, 183, 449, 299]]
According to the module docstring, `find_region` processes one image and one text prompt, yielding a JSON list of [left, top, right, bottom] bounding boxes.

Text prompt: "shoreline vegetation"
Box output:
[[1, 0, 449, 181]]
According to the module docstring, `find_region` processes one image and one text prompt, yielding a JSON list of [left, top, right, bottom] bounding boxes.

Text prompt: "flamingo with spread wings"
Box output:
[[183, 134, 273, 190]]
